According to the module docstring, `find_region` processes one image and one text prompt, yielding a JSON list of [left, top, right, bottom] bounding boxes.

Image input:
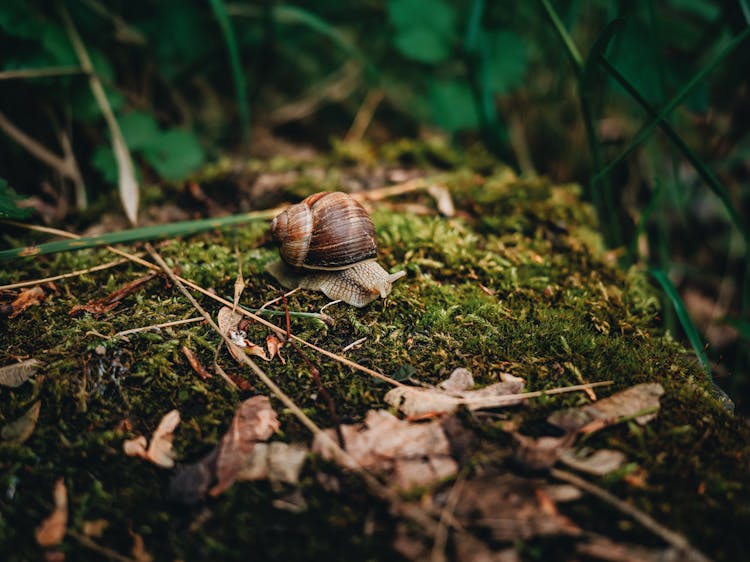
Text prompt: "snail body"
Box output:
[[266, 192, 405, 307]]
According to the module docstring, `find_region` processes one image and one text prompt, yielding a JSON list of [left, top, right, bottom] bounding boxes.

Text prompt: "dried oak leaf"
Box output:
[[35, 478, 68, 547], [548, 383, 664, 433], [313, 409, 457, 491], [69, 273, 158, 316], [5, 286, 46, 318], [0, 358, 42, 388], [236, 441, 308, 485], [385, 368, 525, 417], [2, 400, 41, 444]]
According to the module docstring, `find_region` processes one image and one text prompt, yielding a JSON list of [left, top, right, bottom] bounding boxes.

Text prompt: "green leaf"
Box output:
[[91, 146, 118, 184], [0, 179, 32, 219], [142, 130, 206, 181], [667, 0, 720, 21], [119, 112, 161, 151], [483, 30, 528, 93], [388, 0, 455, 37], [428, 80, 480, 132], [393, 28, 452, 63]]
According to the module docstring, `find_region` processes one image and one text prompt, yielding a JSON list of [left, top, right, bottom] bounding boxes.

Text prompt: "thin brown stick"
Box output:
[[345, 89, 384, 143], [550, 468, 713, 562], [68, 531, 136, 562], [0, 257, 130, 290], [113, 317, 204, 338], [0, 66, 84, 80]]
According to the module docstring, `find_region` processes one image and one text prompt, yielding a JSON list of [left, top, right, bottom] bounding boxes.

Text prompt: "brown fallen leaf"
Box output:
[[236, 441, 308, 485], [217, 306, 269, 362], [385, 368, 525, 417], [512, 432, 577, 471], [559, 448, 627, 476], [122, 410, 180, 468], [266, 335, 285, 364], [35, 478, 68, 547], [453, 474, 581, 541], [2, 400, 41, 444], [182, 346, 212, 380], [170, 396, 280, 503], [69, 272, 158, 316], [82, 519, 109, 538], [548, 383, 664, 433], [130, 529, 153, 562], [0, 358, 42, 388], [4, 286, 46, 318], [313, 409, 457, 491], [210, 396, 280, 496]]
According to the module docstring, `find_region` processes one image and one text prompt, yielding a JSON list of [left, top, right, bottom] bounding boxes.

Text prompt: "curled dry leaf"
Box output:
[[313, 409, 457, 491], [266, 335, 285, 364], [0, 358, 42, 388], [170, 396, 280, 503], [548, 383, 664, 433], [3, 286, 46, 318], [123, 410, 180, 468], [217, 306, 269, 362], [559, 448, 627, 476], [35, 478, 68, 547], [2, 400, 41, 444], [385, 368, 525, 417], [182, 346, 212, 380], [69, 273, 158, 316]]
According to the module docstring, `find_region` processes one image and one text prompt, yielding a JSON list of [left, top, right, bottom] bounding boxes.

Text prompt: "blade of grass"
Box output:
[[741, 0, 750, 25], [650, 269, 711, 377], [58, 2, 138, 223], [0, 66, 84, 80], [598, 56, 749, 246], [594, 27, 750, 184], [538, 0, 584, 72], [0, 209, 278, 260], [208, 0, 251, 147]]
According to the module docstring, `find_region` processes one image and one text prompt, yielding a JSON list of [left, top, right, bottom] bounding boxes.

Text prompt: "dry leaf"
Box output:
[[123, 436, 148, 458], [210, 396, 280, 496], [217, 307, 269, 362], [5, 286, 46, 318], [453, 474, 581, 541], [69, 273, 157, 316], [559, 448, 627, 476], [237, 441, 308, 485], [146, 409, 181, 468], [426, 184, 455, 217], [313, 409, 457, 491], [182, 346, 212, 380], [0, 358, 42, 388], [2, 400, 41, 444], [130, 530, 153, 562], [266, 335, 285, 364], [35, 478, 68, 547], [576, 535, 685, 562], [548, 383, 664, 433], [82, 519, 109, 538], [385, 368, 525, 417], [512, 432, 577, 471]]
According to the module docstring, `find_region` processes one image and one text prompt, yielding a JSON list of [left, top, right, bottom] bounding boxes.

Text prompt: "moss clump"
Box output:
[[1, 148, 748, 561]]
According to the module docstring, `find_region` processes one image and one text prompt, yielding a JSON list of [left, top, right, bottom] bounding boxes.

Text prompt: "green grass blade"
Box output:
[[599, 56, 750, 246], [595, 27, 750, 183], [0, 210, 276, 261], [740, 0, 750, 25], [650, 269, 711, 377], [538, 0, 584, 72], [208, 0, 251, 146]]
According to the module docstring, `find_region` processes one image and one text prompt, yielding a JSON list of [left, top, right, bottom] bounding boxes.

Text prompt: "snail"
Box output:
[[265, 191, 405, 307]]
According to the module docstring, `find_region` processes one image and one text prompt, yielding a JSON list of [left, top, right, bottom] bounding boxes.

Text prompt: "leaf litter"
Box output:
[[35, 478, 68, 548], [123, 409, 181, 468], [0, 358, 42, 387], [2, 400, 41, 444], [69, 272, 159, 316]]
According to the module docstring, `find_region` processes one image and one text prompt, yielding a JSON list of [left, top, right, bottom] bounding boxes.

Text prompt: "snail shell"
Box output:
[[270, 191, 377, 270], [266, 192, 405, 307]]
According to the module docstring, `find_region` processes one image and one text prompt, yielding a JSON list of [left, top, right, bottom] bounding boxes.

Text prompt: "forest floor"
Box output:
[[1, 141, 749, 561]]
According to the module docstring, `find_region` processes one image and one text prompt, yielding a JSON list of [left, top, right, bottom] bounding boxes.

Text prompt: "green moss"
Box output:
[[1, 148, 748, 561]]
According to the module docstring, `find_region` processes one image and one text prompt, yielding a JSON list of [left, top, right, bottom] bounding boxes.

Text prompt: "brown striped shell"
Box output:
[[270, 192, 378, 271]]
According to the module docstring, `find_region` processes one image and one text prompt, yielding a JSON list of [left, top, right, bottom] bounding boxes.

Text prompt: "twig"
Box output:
[[550, 468, 713, 562], [0, 66, 84, 80], [0, 257, 131, 290], [113, 317, 205, 337], [345, 89, 384, 143], [68, 530, 136, 562], [342, 337, 367, 353], [431, 474, 467, 562]]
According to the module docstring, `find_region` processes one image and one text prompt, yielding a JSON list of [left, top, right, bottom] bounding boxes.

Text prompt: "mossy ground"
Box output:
[[1, 142, 749, 561]]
